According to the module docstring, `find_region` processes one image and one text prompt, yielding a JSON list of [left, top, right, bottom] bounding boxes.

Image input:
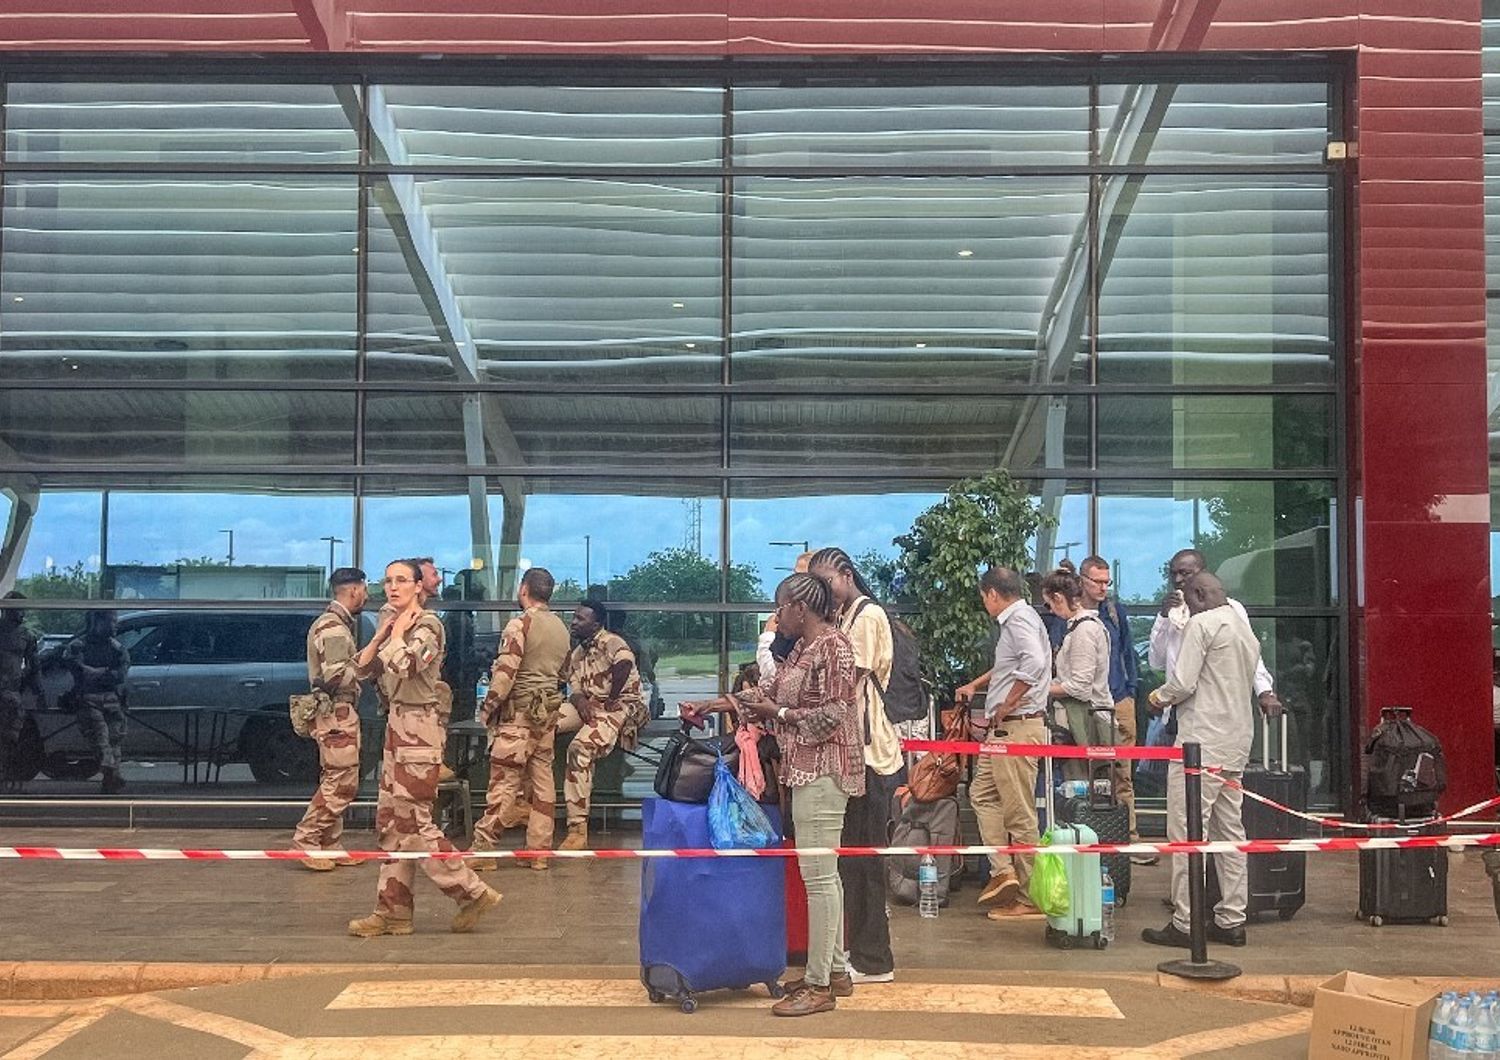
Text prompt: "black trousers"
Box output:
[[838, 763, 905, 976]]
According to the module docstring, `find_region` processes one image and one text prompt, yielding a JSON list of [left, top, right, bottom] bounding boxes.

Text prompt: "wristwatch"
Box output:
[[776, 706, 789, 721]]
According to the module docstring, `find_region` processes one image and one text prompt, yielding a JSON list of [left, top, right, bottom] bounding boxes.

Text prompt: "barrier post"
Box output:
[[1158, 741, 1241, 982]]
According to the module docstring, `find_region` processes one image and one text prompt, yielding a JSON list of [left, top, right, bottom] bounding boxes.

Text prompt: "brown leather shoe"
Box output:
[[347, 913, 413, 938], [978, 871, 1021, 905], [451, 886, 503, 933], [987, 898, 1046, 921], [781, 972, 852, 998], [771, 985, 836, 1017]]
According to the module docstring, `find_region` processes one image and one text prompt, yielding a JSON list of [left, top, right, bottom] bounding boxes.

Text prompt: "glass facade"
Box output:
[[0, 69, 1342, 805]]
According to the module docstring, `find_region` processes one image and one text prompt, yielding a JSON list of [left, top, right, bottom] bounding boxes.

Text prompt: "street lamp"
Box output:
[[219, 529, 235, 565], [320, 535, 344, 575], [584, 534, 592, 589], [1051, 540, 1082, 563], [769, 539, 810, 573]]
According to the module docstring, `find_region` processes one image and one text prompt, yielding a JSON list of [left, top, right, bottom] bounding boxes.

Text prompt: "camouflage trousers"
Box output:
[[373, 704, 486, 921], [473, 718, 556, 853], [0, 691, 26, 785], [77, 698, 126, 774], [292, 702, 362, 852], [562, 705, 627, 827]]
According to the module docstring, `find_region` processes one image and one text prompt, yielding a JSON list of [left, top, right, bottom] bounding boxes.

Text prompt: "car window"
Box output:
[[116, 621, 169, 666]]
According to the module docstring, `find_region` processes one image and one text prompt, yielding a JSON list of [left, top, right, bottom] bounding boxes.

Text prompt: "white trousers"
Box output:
[[1166, 761, 1248, 931]]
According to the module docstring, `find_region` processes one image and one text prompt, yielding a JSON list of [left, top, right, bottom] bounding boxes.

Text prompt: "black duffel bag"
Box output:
[[1365, 705, 1447, 817], [653, 724, 780, 804]]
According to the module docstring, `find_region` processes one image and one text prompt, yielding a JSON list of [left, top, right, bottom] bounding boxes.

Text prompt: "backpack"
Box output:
[[1364, 706, 1447, 816], [852, 599, 927, 725], [887, 788, 961, 905]]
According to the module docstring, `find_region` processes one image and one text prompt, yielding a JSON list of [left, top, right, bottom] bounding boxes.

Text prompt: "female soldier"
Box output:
[[347, 559, 501, 938]]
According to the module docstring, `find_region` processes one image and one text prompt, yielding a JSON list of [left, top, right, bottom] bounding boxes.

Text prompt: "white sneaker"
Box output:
[[849, 969, 895, 985]]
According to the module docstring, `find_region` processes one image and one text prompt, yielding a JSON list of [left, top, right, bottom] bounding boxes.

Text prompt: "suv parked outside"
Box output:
[[26, 609, 376, 785]]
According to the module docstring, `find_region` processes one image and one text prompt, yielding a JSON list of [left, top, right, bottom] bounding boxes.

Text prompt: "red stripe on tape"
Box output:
[[902, 738, 1184, 761]]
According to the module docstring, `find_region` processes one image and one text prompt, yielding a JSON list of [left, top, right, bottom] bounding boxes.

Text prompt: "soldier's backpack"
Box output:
[[852, 599, 928, 725]]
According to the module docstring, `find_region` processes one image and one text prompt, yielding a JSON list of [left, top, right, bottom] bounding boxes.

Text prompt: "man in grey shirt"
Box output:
[[1142, 572, 1273, 949], [955, 566, 1053, 920]]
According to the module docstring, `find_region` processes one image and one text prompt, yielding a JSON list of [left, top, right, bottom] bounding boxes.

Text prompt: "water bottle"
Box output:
[[918, 855, 940, 919], [1473, 997, 1498, 1060], [474, 674, 490, 719], [1100, 869, 1116, 944], [1451, 997, 1477, 1057], [1432, 992, 1458, 1060]]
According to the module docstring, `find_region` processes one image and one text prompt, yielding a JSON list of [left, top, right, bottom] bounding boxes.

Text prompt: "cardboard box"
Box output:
[[1308, 972, 1439, 1060]]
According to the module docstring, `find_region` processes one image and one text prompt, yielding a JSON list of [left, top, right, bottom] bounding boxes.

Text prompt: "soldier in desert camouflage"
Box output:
[[291, 567, 368, 872], [470, 566, 569, 872], [556, 599, 648, 852], [347, 559, 500, 938]]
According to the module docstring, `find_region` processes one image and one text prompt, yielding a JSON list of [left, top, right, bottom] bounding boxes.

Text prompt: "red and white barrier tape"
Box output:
[[3, 831, 1498, 862], [1192, 771, 1500, 833], [901, 738, 1183, 761]]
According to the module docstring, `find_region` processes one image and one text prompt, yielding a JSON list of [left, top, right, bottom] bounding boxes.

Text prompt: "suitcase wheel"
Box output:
[[647, 989, 665, 1004], [1057, 933, 1075, 950], [1370, 915, 1384, 928], [1355, 909, 1365, 922], [766, 980, 786, 999], [1436, 915, 1449, 927], [1093, 933, 1107, 950], [679, 996, 699, 1014], [1278, 907, 1298, 922]]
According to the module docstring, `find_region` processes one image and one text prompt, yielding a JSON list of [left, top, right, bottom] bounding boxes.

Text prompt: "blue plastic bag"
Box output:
[[707, 753, 779, 850], [1135, 714, 1171, 785]]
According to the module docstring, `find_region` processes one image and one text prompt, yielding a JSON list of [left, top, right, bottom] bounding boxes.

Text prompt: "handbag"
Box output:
[[654, 723, 780, 804], [906, 706, 968, 803]]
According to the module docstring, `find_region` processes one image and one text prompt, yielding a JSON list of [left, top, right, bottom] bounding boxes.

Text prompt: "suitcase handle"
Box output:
[[1261, 710, 1289, 772]]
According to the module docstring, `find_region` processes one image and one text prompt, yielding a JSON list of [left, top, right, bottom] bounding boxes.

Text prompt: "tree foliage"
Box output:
[[892, 470, 1055, 701], [604, 548, 762, 650], [14, 562, 98, 634]]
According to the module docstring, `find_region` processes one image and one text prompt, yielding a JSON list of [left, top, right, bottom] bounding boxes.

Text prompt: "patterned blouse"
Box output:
[[760, 626, 865, 798]]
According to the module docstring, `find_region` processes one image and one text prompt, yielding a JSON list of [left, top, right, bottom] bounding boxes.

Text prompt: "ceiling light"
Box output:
[[957, 249, 974, 258], [671, 302, 685, 309], [915, 343, 927, 349], [685, 342, 696, 349], [11, 296, 22, 303]]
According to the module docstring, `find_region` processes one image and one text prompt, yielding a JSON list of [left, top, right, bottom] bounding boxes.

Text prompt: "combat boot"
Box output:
[[499, 806, 530, 830], [100, 768, 126, 795], [301, 856, 336, 872], [469, 841, 499, 873], [529, 855, 550, 871], [451, 886, 503, 933], [558, 822, 588, 851], [347, 913, 413, 938]]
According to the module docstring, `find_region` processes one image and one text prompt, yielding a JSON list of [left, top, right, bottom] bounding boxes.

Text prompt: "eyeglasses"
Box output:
[[383, 575, 415, 586], [1084, 575, 1111, 588]]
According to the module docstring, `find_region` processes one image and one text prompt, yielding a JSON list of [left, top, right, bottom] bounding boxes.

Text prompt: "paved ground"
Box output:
[[1, 826, 1496, 976], [0, 967, 1318, 1059]]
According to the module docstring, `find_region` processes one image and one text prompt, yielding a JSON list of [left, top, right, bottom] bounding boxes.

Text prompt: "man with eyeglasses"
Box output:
[[1078, 555, 1150, 862]]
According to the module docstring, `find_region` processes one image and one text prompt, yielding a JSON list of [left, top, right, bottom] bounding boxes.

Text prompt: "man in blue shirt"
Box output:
[[1079, 555, 1151, 862]]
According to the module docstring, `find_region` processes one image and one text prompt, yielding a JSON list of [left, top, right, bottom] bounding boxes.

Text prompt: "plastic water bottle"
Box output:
[[918, 855, 940, 919], [1472, 997, 1498, 1060], [1451, 997, 1478, 1057], [1100, 869, 1116, 944], [474, 674, 489, 719], [1432, 992, 1458, 1060]]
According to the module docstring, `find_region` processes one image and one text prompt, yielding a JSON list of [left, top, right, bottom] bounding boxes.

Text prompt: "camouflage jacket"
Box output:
[[481, 605, 568, 727], [375, 611, 446, 710], [306, 602, 362, 706]]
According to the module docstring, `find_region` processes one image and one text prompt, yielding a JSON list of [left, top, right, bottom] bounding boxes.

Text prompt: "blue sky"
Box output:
[[6, 486, 1209, 605]]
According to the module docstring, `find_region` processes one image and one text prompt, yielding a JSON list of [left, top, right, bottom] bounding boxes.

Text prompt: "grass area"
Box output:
[[654, 652, 720, 677]]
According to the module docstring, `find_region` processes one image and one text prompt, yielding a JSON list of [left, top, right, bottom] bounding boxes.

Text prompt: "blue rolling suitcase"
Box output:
[[639, 797, 787, 1012]]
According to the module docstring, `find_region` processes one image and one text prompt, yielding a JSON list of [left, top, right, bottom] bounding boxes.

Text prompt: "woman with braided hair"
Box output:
[[680, 571, 862, 1017]]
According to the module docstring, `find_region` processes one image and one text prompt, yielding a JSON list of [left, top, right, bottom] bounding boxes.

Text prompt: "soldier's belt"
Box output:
[[389, 701, 439, 713]]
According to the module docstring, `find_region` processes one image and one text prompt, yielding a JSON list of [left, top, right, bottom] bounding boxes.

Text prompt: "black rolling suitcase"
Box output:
[[1056, 753, 1132, 907], [1357, 817, 1449, 927], [1206, 714, 1308, 921]]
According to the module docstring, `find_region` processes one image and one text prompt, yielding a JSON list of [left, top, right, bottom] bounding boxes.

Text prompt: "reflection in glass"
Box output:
[[5, 83, 360, 164], [1097, 176, 1333, 385], [732, 178, 1090, 385], [733, 83, 1088, 167], [730, 395, 1087, 473], [362, 392, 720, 468], [0, 389, 356, 466], [1097, 394, 1334, 470], [371, 84, 722, 167], [1, 177, 359, 382], [0, 478, 355, 602], [364, 177, 722, 384], [1097, 479, 1336, 607], [1097, 82, 1329, 167]]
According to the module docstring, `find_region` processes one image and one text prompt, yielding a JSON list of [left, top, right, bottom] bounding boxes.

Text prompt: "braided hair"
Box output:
[[806, 546, 877, 602], [775, 572, 837, 622]]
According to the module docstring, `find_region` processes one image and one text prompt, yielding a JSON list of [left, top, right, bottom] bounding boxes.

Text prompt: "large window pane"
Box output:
[[5, 82, 360, 164], [1097, 394, 1334, 470], [730, 395, 1088, 473], [362, 393, 720, 469], [370, 84, 722, 167], [1097, 479, 1337, 607], [1, 177, 359, 382], [733, 83, 1089, 167], [1097, 82, 1329, 166], [1097, 175, 1333, 385], [0, 390, 355, 467], [732, 177, 1090, 385], [1485, 7, 1500, 129], [360, 476, 723, 604], [365, 177, 721, 385], [0, 476, 355, 601]]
